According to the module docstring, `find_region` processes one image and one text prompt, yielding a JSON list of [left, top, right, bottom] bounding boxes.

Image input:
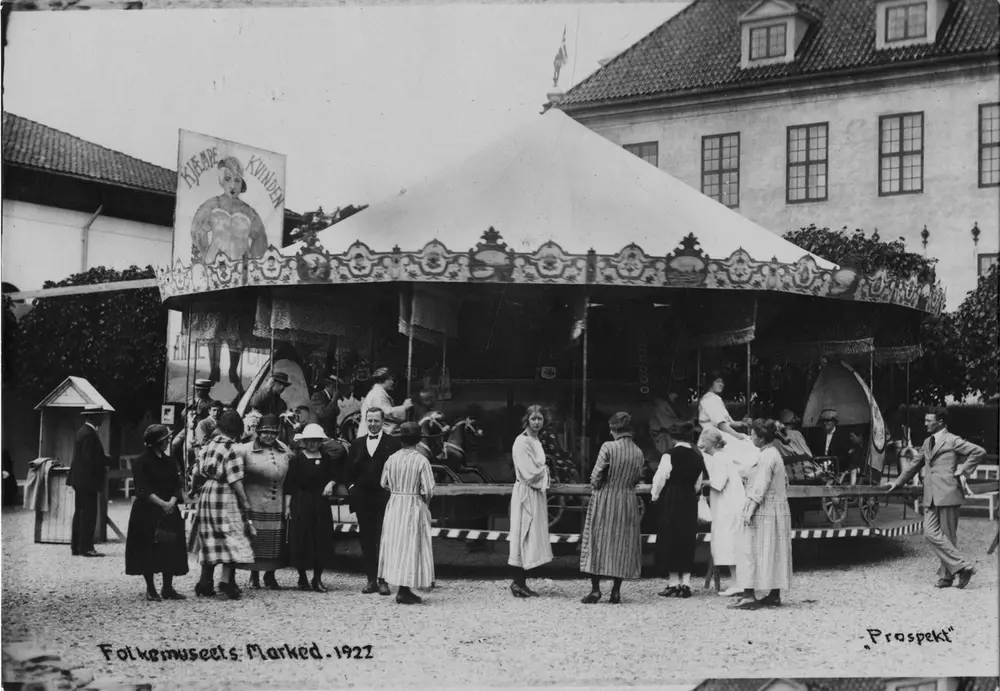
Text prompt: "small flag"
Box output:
[[552, 26, 569, 87]]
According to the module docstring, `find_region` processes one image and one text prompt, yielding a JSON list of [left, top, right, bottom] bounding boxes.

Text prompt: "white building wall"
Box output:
[[1, 199, 173, 291], [573, 68, 1000, 311]]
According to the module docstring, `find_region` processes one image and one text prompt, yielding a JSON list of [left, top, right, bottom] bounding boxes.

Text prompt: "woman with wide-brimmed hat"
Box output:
[[189, 411, 257, 600], [125, 424, 190, 601], [378, 422, 436, 604], [286, 423, 341, 592], [235, 414, 291, 590]]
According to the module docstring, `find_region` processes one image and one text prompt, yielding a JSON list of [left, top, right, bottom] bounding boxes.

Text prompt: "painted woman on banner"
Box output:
[[190, 156, 268, 265]]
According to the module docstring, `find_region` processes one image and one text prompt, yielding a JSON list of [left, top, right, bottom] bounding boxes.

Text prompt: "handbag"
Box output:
[[697, 495, 712, 524]]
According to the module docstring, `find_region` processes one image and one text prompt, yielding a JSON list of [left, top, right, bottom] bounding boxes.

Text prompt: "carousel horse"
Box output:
[[441, 417, 491, 483]]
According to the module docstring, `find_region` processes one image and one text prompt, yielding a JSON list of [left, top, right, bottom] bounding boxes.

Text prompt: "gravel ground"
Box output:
[[3, 500, 997, 689]]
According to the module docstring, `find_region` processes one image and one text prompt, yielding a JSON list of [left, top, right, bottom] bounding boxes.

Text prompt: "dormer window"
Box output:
[[738, 0, 818, 70], [886, 2, 927, 42], [875, 0, 947, 50], [750, 24, 787, 60]]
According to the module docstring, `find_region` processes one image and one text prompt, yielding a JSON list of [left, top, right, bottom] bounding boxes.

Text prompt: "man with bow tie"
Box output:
[[348, 408, 402, 595], [886, 407, 985, 589]]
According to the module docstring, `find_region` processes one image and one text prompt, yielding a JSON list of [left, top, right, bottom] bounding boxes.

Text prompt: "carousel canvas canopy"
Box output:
[[311, 109, 834, 265]]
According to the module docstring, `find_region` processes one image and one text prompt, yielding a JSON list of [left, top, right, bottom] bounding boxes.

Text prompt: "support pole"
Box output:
[[406, 291, 415, 399], [746, 341, 752, 418], [696, 349, 701, 397], [581, 295, 589, 473]]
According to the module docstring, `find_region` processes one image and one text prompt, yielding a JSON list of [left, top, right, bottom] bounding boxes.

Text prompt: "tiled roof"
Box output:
[[2, 112, 300, 217], [3, 112, 176, 195], [559, 0, 999, 108]]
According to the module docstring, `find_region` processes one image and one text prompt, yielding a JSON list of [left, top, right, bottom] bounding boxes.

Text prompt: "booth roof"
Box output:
[[307, 110, 837, 268]]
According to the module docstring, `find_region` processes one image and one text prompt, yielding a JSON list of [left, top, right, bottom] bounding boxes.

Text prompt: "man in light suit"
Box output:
[[359, 368, 412, 436], [67, 406, 111, 557], [347, 408, 402, 595], [887, 407, 984, 589]]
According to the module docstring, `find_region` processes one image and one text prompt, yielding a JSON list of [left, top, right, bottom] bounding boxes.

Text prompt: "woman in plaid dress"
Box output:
[[190, 411, 257, 600], [579, 412, 644, 604], [731, 419, 793, 610]]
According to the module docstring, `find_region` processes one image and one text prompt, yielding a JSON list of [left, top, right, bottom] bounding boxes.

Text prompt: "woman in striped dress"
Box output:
[[190, 411, 257, 600], [579, 412, 644, 604], [235, 414, 290, 590], [731, 419, 793, 610], [378, 422, 435, 605], [508, 405, 554, 598]]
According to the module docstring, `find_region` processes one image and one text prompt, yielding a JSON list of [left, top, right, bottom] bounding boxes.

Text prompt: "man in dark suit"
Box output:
[[887, 407, 984, 589], [347, 408, 401, 595], [67, 406, 111, 557], [310, 375, 343, 438], [814, 408, 853, 472]]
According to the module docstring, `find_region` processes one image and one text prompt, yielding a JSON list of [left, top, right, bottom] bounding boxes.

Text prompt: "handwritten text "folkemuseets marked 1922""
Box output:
[[98, 643, 373, 662], [864, 627, 954, 650]]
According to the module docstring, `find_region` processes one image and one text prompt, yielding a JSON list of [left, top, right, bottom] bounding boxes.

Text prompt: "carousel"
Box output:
[[157, 110, 947, 536]]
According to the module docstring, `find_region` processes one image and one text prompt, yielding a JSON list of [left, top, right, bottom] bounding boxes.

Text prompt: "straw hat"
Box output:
[[294, 423, 328, 442], [819, 409, 839, 422]]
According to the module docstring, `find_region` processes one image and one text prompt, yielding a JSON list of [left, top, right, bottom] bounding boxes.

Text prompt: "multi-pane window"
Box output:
[[623, 141, 659, 167], [886, 2, 927, 42], [979, 103, 999, 187], [879, 113, 923, 195], [787, 123, 829, 202], [702, 133, 740, 207], [980, 253, 999, 276], [749, 24, 786, 60]]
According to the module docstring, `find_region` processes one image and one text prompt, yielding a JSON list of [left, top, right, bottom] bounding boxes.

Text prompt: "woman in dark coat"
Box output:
[[651, 428, 706, 598], [125, 424, 189, 601], [286, 423, 340, 592]]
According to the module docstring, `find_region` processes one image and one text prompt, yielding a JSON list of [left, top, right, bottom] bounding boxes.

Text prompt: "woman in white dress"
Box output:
[[508, 405, 554, 598], [698, 427, 746, 597], [698, 371, 757, 468]]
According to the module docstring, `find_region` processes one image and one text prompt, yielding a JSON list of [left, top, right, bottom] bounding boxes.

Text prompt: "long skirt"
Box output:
[[709, 486, 743, 567], [655, 486, 699, 573], [580, 488, 642, 579], [189, 479, 254, 565], [125, 500, 189, 576], [236, 486, 286, 571], [737, 495, 793, 591], [378, 494, 434, 588], [288, 491, 334, 569], [508, 481, 553, 570]]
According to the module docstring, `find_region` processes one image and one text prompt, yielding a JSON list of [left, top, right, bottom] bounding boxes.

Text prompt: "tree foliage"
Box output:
[[952, 264, 998, 399], [283, 204, 369, 246], [14, 266, 168, 426], [782, 224, 937, 281]]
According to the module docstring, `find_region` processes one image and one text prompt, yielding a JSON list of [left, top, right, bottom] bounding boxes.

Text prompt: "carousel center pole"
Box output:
[[745, 342, 752, 418], [581, 294, 589, 476]]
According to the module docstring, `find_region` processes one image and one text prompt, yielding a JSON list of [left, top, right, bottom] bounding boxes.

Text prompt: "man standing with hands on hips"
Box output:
[[885, 407, 984, 589], [68, 405, 112, 557], [348, 408, 402, 595]]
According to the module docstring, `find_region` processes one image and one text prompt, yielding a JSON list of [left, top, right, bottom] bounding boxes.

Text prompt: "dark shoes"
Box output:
[[758, 593, 781, 607], [658, 586, 679, 597], [608, 591, 622, 605], [935, 578, 953, 588], [510, 583, 531, 598], [730, 597, 764, 610], [378, 581, 391, 596], [675, 585, 693, 599], [145, 591, 162, 602], [581, 591, 602, 604], [81, 551, 104, 558], [194, 582, 216, 597], [311, 581, 328, 593], [361, 581, 380, 595], [955, 566, 977, 589], [161, 588, 187, 601], [299, 580, 313, 592], [396, 590, 421, 605], [521, 584, 539, 597], [218, 583, 241, 600], [249, 576, 262, 589], [263, 576, 283, 591]]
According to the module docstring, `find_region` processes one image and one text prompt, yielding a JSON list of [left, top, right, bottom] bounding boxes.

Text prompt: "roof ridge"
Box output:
[[564, 0, 706, 100], [3, 110, 175, 176]]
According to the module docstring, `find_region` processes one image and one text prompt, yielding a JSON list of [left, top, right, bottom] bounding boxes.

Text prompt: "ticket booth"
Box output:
[[32, 377, 115, 544]]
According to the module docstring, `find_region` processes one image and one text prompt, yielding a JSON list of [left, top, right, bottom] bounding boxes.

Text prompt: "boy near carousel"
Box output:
[[884, 407, 984, 589]]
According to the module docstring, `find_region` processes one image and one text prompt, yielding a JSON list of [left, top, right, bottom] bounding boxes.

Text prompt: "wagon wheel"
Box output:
[[859, 496, 880, 526], [822, 496, 848, 525], [548, 494, 566, 528]]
